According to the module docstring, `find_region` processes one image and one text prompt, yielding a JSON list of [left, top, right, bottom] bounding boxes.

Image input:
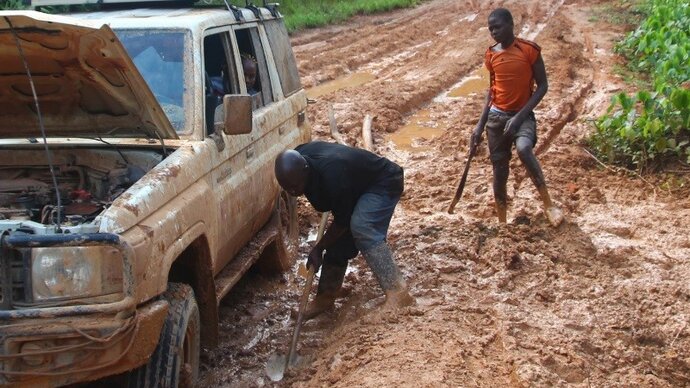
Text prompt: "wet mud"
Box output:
[[199, 0, 690, 386]]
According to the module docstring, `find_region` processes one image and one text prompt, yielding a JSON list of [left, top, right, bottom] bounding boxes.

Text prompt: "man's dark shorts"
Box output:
[[486, 110, 537, 163]]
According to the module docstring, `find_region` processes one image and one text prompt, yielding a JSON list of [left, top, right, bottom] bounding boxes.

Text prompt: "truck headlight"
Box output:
[[31, 246, 124, 302]]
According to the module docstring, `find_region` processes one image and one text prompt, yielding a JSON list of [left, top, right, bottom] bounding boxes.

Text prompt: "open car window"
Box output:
[[235, 27, 273, 110], [204, 31, 239, 136]]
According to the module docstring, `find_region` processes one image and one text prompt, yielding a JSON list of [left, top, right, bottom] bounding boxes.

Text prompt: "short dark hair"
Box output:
[[489, 8, 513, 24]]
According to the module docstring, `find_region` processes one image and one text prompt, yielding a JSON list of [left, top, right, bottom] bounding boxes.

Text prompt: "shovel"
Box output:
[[266, 212, 330, 382]]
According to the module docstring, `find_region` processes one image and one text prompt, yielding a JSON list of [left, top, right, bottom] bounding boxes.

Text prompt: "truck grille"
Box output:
[[0, 245, 26, 310]]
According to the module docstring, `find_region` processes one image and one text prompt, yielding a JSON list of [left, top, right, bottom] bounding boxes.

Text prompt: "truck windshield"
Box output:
[[114, 29, 189, 133]]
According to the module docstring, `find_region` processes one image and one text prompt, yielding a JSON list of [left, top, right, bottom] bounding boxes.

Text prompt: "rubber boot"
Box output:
[[303, 261, 347, 320], [362, 242, 415, 310]]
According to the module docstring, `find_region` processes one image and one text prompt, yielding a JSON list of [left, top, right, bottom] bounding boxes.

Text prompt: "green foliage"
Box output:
[[0, 0, 29, 9], [592, 0, 690, 170], [220, 0, 422, 31]]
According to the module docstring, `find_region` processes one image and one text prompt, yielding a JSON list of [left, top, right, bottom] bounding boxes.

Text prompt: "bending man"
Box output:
[[275, 141, 414, 319], [472, 8, 564, 226]]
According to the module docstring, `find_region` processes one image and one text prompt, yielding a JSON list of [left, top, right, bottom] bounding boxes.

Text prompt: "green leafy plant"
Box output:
[[591, 0, 690, 170]]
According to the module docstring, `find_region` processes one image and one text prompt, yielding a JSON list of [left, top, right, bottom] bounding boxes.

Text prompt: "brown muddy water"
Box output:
[[306, 72, 376, 99]]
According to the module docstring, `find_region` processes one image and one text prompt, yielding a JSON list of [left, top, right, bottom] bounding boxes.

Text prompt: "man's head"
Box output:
[[275, 150, 309, 196], [488, 8, 514, 45], [241, 55, 257, 91]]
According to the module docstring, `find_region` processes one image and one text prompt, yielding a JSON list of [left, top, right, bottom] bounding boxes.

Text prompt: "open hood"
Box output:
[[0, 11, 178, 140]]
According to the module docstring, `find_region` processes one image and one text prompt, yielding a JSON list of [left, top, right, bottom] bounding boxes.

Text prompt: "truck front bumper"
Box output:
[[0, 300, 168, 387]]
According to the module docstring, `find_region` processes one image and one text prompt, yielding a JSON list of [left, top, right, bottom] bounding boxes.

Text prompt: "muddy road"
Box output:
[[199, 0, 690, 386]]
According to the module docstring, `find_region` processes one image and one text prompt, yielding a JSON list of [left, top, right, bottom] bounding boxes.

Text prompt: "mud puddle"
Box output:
[[446, 66, 489, 98], [306, 72, 375, 99], [387, 109, 443, 151]]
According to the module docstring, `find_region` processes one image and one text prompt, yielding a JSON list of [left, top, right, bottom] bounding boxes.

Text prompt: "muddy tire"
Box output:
[[126, 283, 200, 388], [257, 191, 299, 273]]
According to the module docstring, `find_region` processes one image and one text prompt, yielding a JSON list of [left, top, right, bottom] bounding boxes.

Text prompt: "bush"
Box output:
[[591, 0, 690, 170]]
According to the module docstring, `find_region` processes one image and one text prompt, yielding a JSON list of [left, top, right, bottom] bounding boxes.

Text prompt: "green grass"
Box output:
[[224, 0, 422, 31], [588, 0, 645, 25]]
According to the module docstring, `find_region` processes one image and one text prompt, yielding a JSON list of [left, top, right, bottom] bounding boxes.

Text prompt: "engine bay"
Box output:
[[0, 146, 163, 234]]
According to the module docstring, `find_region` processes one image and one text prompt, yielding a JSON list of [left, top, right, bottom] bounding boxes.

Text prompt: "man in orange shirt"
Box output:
[[471, 8, 564, 227]]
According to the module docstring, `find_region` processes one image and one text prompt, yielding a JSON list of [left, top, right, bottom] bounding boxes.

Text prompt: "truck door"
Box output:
[[203, 28, 255, 271]]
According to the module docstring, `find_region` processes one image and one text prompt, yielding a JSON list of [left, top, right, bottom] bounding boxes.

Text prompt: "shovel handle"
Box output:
[[284, 212, 329, 372]]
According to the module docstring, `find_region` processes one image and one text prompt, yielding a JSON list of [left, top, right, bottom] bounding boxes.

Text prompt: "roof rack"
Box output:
[[264, 2, 280, 18]]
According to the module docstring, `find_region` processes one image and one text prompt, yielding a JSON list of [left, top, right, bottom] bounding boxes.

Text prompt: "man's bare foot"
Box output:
[[545, 206, 564, 227]]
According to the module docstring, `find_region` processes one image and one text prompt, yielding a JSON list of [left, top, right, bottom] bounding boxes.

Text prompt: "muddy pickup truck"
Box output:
[[0, 2, 309, 386]]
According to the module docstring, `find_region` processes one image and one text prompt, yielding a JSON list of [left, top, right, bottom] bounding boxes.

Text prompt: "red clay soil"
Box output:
[[199, 0, 690, 386]]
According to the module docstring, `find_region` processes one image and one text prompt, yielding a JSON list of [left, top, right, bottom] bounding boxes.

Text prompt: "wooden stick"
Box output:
[[362, 114, 373, 151], [328, 106, 347, 146]]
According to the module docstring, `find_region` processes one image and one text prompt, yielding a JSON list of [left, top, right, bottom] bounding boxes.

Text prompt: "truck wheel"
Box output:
[[126, 283, 200, 388], [258, 191, 299, 273]]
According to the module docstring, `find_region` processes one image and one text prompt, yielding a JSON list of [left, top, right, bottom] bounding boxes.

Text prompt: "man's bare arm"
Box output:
[[524, 54, 548, 112], [518, 54, 548, 119]]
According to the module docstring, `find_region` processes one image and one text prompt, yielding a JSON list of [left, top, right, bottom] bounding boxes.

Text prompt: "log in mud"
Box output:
[[199, 0, 690, 386]]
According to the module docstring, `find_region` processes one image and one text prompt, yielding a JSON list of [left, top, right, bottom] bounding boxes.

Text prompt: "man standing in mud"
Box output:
[[274, 141, 414, 319], [471, 8, 564, 227]]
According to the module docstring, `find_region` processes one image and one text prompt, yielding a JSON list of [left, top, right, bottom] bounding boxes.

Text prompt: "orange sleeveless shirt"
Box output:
[[484, 38, 541, 112]]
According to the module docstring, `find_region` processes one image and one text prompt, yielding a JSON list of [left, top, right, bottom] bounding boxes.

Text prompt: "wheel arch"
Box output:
[[166, 233, 219, 347], [255, 190, 299, 273]]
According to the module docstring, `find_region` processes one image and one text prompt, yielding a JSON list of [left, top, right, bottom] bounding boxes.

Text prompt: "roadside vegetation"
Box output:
[[226, 0, 422, 31], [590, 0, 690, 171], [0, 0, 26, 9], [1, 0, 423, 32]]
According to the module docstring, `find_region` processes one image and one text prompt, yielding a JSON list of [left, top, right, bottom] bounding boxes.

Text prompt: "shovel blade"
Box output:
[[265, 352, 306, 382], [265, 353, 287, 382]]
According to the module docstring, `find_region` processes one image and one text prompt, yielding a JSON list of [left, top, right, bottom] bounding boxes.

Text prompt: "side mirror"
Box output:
[[215, 94, 252, 135]]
